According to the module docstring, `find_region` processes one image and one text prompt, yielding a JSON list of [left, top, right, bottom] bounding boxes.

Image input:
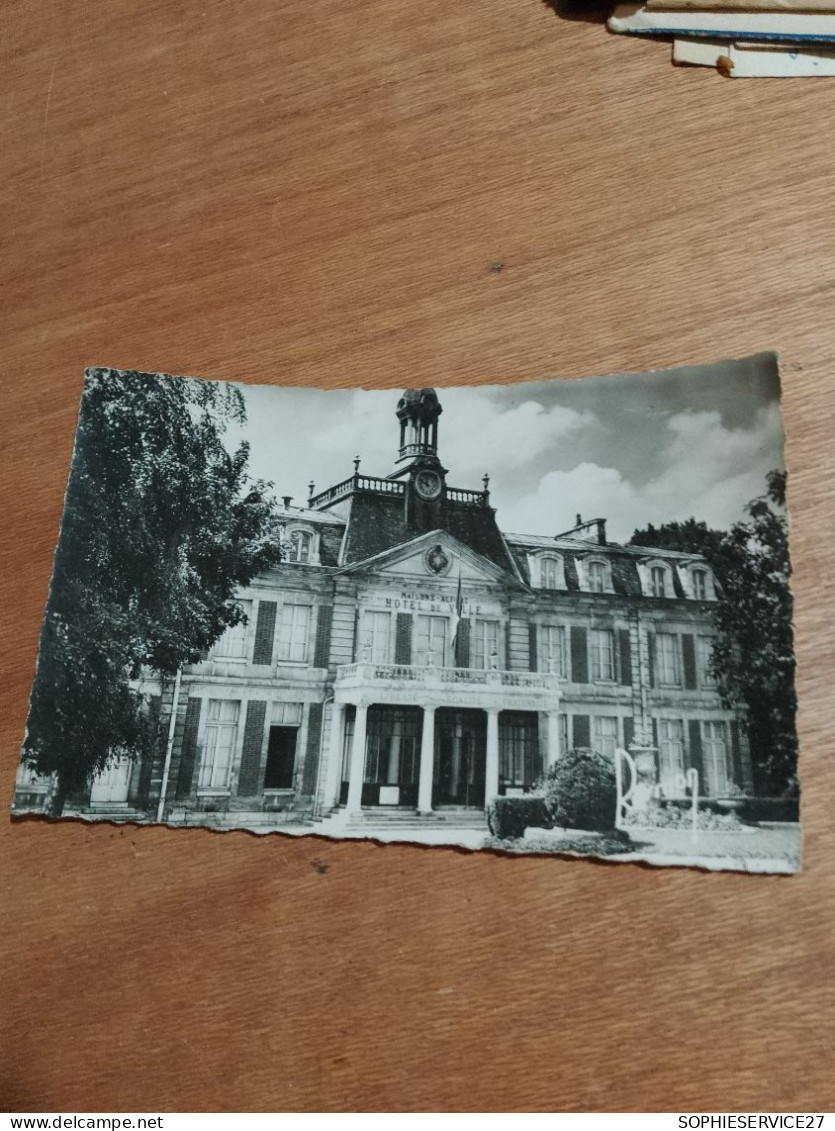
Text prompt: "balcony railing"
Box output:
[[309, 473, 489, 510], [336, 662, 559, 691], [309, 474, 406, 509]]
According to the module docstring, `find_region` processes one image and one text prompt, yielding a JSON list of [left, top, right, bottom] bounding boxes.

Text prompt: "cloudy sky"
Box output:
[[227, 353, 784, 543]]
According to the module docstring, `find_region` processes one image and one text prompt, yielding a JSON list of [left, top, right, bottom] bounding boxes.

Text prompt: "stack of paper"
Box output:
[[608, 0, 835, 75]]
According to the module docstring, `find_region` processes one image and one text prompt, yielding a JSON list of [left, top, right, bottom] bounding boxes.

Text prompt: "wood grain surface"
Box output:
[[2, 0, 834, 1113]]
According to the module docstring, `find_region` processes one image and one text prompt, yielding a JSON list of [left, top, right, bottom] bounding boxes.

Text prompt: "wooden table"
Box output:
[[2, 0, 833, 1113]]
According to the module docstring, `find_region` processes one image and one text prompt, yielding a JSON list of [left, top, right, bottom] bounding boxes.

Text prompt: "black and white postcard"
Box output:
[[14, 355, 800, 872]]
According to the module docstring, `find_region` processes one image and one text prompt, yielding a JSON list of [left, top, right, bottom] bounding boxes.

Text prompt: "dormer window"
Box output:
[[588, 561, 607, 593], [290, 530, 312, 563], [650, 565, 667, 598], [676, 562, 716, 601], [692, 568, 708, 601], [576, 556, 613, 594], [537, 554, 566, 590], [639, 559, 673, 599], [283, 525, 319, 565]]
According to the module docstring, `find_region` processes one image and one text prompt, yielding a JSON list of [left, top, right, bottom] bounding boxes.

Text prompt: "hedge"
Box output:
[[487, 795, 550, 840], [544, 747, 617, 833]]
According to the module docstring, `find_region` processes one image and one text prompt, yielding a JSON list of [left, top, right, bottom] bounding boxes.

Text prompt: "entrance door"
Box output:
[[264, 726, 297, 789], [90, 755, 132, 805], [433, 708, 486, 808]]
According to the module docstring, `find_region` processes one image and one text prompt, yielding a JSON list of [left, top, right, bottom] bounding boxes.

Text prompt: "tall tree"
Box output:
[[22, 368, 282, 815], [630, 471, 797, 796]]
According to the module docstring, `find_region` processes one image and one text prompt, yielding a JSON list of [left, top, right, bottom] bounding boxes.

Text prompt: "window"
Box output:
[[692, 568, 708, 601], [542, 557, 558, 588], [658, 718, 686, 786], [587, 560, 607, 593], [199, 700, 240, 790], [211, 600, 251, 660], [539, 624, 566, 677], [656, 632, 682, 687], [277, 603, 311, 663], [272, 701, 302, 725], [472, 619, 500, 669], [702, 720, 730, 797], [499, 713, 538, 788], [698, 635, 717, 688], [363, 611, 391, 663], [364, 707, 421, 785], [650, 566, 667, 598], [288, 529, 313, 563], [591, 716, 618, 759], [414, 615, 448, 667], [590, 629, 616, 682]]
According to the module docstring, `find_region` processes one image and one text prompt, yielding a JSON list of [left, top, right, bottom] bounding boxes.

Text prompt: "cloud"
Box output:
[[500, 403, 784, 541]]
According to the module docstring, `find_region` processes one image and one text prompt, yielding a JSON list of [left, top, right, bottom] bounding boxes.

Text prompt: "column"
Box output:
[[345, 702, 368, 814], [324, 702, 345, 810], [485, 708, 500, 806], [546, 711, 561, 771], [417, 706, 436, 814]]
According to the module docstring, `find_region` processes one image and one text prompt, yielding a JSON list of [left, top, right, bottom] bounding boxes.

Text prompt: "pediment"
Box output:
[[336, 530, 525, 588]]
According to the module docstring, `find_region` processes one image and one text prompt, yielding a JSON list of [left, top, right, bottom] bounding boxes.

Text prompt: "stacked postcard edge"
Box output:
[[609, 1, 835, 74]]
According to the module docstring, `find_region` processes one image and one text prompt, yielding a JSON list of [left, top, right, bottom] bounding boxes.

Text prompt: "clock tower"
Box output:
[[392, 388, 449, 525]]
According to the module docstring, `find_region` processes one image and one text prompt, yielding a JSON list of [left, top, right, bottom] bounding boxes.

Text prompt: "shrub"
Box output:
[[544, 747, 617, 833], [487, 795, 550, 840]]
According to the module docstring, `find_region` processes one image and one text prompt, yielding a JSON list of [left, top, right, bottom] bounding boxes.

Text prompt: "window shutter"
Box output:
[[570, 626, 588, 683], [730, 719, 743, 786], [623, 716, 634, 750], [618, 629, 632, 686], [682, 634, 697, 690], [651, 717, 658, 749], [688, 719, 705, 785], [237, 700, 267, 796], [455, 618, 471, 668], [351, 608, 360, 660], [313, 606, 333, 669], [528, 623, 538, 672], [394, 613, 413, 665], [175, 698, 202, 800], [647, 631, 656, 688], [252, 600, 277, 665], [573, 714, 591, 749], [301, 702, 324, 795]]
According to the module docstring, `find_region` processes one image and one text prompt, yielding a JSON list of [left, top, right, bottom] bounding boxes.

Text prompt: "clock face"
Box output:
[[414, 470, 442, 500]]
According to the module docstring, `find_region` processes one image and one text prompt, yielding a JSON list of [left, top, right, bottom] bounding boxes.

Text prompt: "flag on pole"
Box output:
[[450, 563, 464, 659]]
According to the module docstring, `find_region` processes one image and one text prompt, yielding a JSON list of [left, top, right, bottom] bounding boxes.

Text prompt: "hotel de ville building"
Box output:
[[25, 387, 752, 832]]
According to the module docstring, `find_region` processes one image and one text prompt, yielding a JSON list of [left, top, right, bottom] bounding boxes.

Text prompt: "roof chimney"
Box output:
[[576, 513, 582, 526], [282, 496, 293, 509]]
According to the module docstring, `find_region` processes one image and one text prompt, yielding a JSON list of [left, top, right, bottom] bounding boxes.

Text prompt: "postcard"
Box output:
[[13, 355, 800, 872]]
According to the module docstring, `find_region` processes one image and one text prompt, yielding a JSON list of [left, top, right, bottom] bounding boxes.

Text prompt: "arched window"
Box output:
[[288, 529, 313, 564], [533, 554, 565, 590], [587, 560, 607, 593], [650, 565, 667, 598], [542, 557, 559, 589], [692, 568, 708, 601]]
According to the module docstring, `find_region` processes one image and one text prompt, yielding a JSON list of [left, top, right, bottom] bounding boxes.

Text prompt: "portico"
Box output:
[[332, 661, 562, 815]]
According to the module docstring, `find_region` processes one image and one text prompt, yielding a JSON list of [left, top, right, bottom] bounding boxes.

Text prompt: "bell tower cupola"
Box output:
[[396, 388, 442, 467]]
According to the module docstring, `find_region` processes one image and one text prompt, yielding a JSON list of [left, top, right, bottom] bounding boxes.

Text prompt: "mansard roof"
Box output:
[[337, 490, 521, 579], [504, 532, 712, 598]]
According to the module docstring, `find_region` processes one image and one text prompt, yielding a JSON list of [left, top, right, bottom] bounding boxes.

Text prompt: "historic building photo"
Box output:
[[14, 358, 801, 871]]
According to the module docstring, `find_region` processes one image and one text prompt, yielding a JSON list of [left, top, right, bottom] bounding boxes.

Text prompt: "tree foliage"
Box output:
[[630, 471, 797, 796], [22, 368, 282, 814]]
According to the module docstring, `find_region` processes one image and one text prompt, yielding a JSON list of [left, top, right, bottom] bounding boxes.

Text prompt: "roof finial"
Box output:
[[483, 473, 490, 492], [308, 479, 315, 500], [353, 455, 361, 474]]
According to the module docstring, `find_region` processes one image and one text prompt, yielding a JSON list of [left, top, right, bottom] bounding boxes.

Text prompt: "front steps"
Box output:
[[317, 806, 488, 834]]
